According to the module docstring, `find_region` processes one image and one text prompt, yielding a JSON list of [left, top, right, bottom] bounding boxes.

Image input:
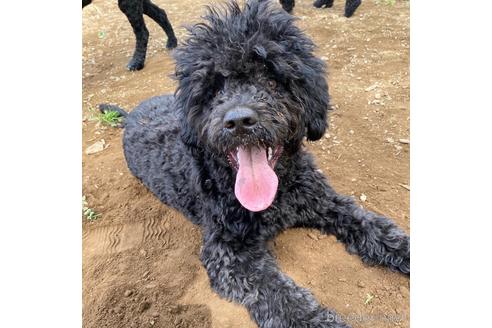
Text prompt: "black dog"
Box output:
[[82, 0, 177, 70], [280, 0, 362, 17], [103, 0, 409, 326]]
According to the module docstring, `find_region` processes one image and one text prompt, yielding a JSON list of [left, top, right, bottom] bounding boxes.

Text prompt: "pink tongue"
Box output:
[[234, 146, 278, 212]]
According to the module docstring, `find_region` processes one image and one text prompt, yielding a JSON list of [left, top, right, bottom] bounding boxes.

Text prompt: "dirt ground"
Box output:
[[82, 0, 410, 327]]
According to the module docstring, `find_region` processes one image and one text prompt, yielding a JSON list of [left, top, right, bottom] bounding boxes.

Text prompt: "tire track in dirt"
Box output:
[[83, 217, 170, 257], [108, 224, 123, 253], [82, 228, 89, 241], [142, 216, 167, 243]]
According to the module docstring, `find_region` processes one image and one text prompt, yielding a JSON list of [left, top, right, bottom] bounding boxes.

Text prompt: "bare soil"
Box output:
[[82, 1, 410, 327]]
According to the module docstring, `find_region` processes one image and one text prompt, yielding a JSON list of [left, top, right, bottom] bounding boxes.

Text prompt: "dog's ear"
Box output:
[[174, 60, 212, 150], [289, 57, 330, 142], [174, 83, 200, 149], [180, 112, 200, 149], [173, 26, 218, 150], [303, 73, 329, 141]]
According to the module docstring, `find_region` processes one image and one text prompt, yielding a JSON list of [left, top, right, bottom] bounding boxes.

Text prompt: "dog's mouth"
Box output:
[[227, 146, 283, 212]]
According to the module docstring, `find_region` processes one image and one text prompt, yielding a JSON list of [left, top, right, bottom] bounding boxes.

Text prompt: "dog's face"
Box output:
[[174, 0, 330, 211]]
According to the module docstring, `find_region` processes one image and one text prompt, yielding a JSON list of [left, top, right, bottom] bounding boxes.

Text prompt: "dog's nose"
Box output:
[[223, 107, 258, 133]]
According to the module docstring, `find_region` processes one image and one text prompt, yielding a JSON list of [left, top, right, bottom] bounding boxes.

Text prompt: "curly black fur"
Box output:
[[119, 1, 409, 327], [82, 0, 177, 70], [313, 0, 362, 17]]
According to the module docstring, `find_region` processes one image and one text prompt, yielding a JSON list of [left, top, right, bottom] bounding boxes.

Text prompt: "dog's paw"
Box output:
[[344, 11, 355, 18], [166, 38, 178, 49], [313, 0, 333, 8], [281, 3, 294, 13], [344, 0, 362, 17], [282, 5, 294, 13], [127, 58, 145, 71], [400, 256, 410, 275], [386, 236, 410, 276], [395, 249, 410, 276]]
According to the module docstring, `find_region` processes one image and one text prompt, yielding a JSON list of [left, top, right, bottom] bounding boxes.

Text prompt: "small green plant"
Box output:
[[82, 195, 100, 221], [98, 110, 123, 127], [88, 104, 123, 128]]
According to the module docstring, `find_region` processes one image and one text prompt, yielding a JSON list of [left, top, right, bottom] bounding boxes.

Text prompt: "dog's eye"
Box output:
[[267, 80, 277, 89]]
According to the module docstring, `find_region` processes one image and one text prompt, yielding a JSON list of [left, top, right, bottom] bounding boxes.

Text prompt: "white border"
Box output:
[[412, 0, 492, 326], [1, 2, 81, 328], [1, 1, 492, 327]]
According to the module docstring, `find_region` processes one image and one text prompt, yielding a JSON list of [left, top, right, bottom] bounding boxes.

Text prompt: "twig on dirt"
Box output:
[[364, 293, 375, 305], [365, 83, 379, 92], [398, 183, 410, 191], [92, 5, 102, 15]]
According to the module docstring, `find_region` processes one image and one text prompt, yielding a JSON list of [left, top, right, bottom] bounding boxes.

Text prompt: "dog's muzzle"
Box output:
[[221, 106, 284, 212]]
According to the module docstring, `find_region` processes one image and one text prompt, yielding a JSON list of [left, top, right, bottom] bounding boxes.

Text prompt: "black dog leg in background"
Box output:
[[313, 0, 334, 9], [344, 0, 361, 17], [312, 0, 361, 17], [143, 0, 178, 49], [279, 0, 295, 13], [285, 168, 409, 275], [201, 229, 351, 328], [118, 0, 149, 71]]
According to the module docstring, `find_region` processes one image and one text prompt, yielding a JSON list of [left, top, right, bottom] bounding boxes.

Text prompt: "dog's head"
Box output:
[[174, 0, 329, 212]]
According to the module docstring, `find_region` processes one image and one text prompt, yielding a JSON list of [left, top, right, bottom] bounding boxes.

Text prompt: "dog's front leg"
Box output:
[[286, 169, 409, 275], [200, 229, 351, 328]]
